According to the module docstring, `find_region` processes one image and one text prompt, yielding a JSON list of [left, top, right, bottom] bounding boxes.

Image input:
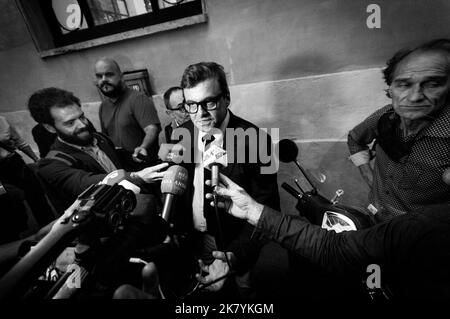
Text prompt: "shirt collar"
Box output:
[[109, 86, 130, 105]]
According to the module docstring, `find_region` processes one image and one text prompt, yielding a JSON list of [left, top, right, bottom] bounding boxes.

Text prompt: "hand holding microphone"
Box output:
[[205, 173, 264, 226], [202, 144, 228, 189]]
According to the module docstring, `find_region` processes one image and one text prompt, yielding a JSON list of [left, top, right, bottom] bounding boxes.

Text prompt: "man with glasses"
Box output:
[[170, 62, 280, 298], [162, 86, 190, 143]]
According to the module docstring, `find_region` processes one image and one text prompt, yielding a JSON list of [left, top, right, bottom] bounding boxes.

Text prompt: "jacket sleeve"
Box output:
[[226, 130, 281, 273], [38, 158, 106, 200], [253, 206, 420, 275]]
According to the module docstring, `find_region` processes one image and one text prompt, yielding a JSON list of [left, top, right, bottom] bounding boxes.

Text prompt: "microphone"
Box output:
[[158, 143, 186, 164], [99, 169, 141, 194], [160, 165, 188, 222], [203, 144, 228, 188]]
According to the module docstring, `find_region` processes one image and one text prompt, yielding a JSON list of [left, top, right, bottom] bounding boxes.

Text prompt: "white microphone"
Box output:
[[203, 144, 228, 188], [158, 143, 186, 164], [160, 165, 188, 222], [99, 169, 141, 194]]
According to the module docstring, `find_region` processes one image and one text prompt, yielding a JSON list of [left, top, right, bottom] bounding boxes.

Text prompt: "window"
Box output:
[[16, 0, 207, 57]]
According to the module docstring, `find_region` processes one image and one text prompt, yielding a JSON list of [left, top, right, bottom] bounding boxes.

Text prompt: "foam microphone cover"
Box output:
[[203, 144, 228, 169], [160, 165, 188, 195], [100, 169, 140, 194], [158, 143, 186, 163], [101, 169, 127, 185]]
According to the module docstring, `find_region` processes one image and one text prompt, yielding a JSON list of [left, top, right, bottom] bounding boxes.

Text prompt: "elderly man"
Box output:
[[94, 58, 161, 169], [348, 39, 450, 222]]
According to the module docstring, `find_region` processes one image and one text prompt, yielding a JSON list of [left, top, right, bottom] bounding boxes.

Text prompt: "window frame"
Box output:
[[15, 0, 207, 58]]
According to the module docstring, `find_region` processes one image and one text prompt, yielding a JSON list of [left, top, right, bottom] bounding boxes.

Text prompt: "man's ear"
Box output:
[[43, 123, 56, 134], [223, 94, 231, 108]]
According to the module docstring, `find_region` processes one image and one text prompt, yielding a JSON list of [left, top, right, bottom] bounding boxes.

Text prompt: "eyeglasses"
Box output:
[[183, 93, 224, 114], [167, 103, 185, 111]]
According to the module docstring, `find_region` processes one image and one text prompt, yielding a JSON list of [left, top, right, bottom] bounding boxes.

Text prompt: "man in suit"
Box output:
[[171, 62, 280, 298]]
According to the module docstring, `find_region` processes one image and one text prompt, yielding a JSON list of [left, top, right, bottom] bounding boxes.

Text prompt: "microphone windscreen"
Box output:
[[160, 165, 188, 195], [277, 139, 299, 163], [203, 144, 228, 169], [158, 143, 186, 163], [100, 169, 128, 185]]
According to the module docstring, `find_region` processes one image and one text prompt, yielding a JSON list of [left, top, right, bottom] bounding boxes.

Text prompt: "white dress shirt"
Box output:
[[192, 111, 230, 231]]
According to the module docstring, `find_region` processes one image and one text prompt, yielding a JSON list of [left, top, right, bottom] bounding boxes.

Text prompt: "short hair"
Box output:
[[163, 86, 182, 109], [28, 87, 81, 125], [382, 38, 450, 97], [180, 62, 230, 98], [95, 57, 122, 74]]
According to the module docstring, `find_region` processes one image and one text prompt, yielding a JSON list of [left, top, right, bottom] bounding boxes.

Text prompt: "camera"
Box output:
[[75, 183, 137, 234]]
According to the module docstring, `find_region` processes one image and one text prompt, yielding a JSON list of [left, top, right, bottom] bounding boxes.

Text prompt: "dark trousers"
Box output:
[[0, 153, 54, 228]]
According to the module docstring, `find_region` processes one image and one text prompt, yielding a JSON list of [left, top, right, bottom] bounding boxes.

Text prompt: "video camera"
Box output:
[[75, 183, 136, 234], [0, 183, 137, 299]]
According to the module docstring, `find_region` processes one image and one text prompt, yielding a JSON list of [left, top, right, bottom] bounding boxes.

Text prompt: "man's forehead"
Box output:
[[50, 104, 82, 121], [183, 78, 220, 99], [393, 51, 450, 80], [170, 89, 183, 99], [95, 60, 119, 73]]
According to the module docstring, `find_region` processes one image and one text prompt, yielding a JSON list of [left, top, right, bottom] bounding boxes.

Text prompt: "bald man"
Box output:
[[94, 58, 161, 170]]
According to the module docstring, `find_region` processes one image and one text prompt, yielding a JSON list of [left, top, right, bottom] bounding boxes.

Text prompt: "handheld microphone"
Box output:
[[160, 165, 188, 222], [99, 169, 141, 194], [203, 144, 228, 188], [158, 143, 186, 164]]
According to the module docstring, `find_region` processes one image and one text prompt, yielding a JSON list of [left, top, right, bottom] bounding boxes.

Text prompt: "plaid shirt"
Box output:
[[347, 104, 450, 222]]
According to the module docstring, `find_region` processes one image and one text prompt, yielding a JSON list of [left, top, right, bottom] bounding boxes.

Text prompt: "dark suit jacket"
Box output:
[[172, 111, 280, 273], [37, 133, 123, 214]]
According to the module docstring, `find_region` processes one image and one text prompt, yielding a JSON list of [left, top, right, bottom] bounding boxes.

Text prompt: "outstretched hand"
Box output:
[[205, 174, 264, 226], [134, 162, 169, 183]]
